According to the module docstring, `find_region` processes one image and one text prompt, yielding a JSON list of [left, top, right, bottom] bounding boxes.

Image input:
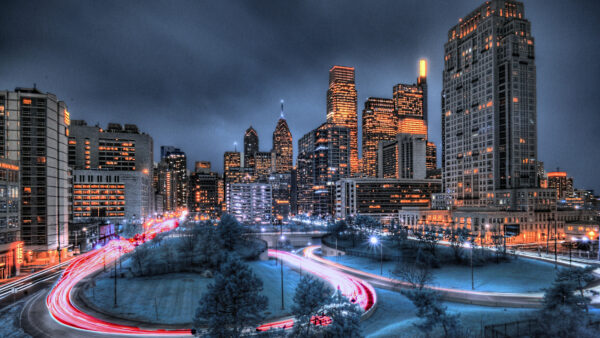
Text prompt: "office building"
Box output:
[[335, 177, 441, 223], [297, 122, 350, 216], [378, 132, 427, 180], [442, 0, 538, 207], [72, 170, 151, 222], [188, 161, 219, 219], [269, 172, 292, 222], [547, 171, 574, 201], [327, 66, 358, 174], [227, 183, 272, 225], [361, 98, 396, 177], [162, 147, 188, 209], [253, 151, 273, 182], [272, 109, 293, 174], [0, 159, 21, 279], [244, 126, 259, 168]]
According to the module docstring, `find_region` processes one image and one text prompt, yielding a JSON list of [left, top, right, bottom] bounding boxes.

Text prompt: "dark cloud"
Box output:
[[0, 0, 599, 191]]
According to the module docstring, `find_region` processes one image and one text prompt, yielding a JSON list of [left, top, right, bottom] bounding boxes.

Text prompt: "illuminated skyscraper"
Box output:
[[188, 161, 219, 219], [297, 122, 350, 216], [547, 171, 574, 200], [243, 126, 258, 168], [393, 59, 428, 138], [253, 151, 273, 182], [327, 66, 358, 174], [442, 0, 537, 206], [162, 147, 188, 210], [361, 97, 396, 177], [272, 104, 293, 174]]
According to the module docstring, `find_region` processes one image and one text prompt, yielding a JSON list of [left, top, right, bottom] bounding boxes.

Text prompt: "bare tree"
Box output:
[[393, 249, 434, 289], [131, 244, 151, 276]]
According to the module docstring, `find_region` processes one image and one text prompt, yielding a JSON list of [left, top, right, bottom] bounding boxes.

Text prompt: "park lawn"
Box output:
[[363, 287, 537, 337], [82, 259, 304, 325], [326, 254, 558, 293]]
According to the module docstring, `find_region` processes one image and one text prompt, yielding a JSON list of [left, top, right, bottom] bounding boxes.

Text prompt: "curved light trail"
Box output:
[[46, 222, 377, 335]]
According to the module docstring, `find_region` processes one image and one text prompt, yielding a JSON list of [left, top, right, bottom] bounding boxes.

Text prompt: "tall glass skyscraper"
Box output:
[[442, 0, 537, 207]]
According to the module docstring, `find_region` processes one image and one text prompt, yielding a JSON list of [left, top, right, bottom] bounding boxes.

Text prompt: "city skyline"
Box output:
[[0, 0, 599, 192]]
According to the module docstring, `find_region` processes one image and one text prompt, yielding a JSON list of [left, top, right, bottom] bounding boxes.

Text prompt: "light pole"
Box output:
[[114, 254, 118, 308], [370, 236, 382, 276], [280, 234, 285, 310], [466, 241, 474, 290]]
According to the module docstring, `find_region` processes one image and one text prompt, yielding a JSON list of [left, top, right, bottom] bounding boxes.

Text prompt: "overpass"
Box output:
[[255, 231, 328, 248]]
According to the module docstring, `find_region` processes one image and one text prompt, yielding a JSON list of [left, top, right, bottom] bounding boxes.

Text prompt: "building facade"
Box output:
[[162, 147, 188, 210], [335, 177, 441, 223], [442, 0, 538, 207], [327, 66, 358, 174], [272, 113, 293, 174], [378, 133, 428, 180], [227, 183, 272, 225], [361, 97, 396, 177], [188, 162, 219, 219], [243, 126, 259, 168]]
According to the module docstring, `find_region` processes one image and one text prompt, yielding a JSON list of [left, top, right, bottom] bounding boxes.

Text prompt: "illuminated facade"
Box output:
[[335, 178, 441, 223], [327, 66, 358, 174], [393, 59, 428, 137], [162, 147, 188, 210], [243, 126, 259, 168], [188, 162, 219, 219], [0, 159, 21, 280], [2, 88, 69, 255], [227, 183, 272, 225], [253, 151, 273, 182], [361, 98, 396, 177], [272, 115, 293, 174], [297, 122, 350, 216], [269, 173, 292, 222], [547, 171, 574, 201], [442, 0, 538, 207], [72, 170, 151, 222]]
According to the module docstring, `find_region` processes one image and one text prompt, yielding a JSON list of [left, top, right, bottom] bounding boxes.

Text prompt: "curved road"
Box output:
[[21, 218, 377, 337]]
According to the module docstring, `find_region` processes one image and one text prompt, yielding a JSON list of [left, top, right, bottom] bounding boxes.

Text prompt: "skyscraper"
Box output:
[[393, 59, 428, 138], [163, 148, 188, 210], [272, 104, 293, 174], [243, 126, 259, 168], [188, 161, 219, 219], [361, 97, 396, 177], [327, 66, 358, 174], [297, 122, 350, 216], [442, 0, 537, 207]]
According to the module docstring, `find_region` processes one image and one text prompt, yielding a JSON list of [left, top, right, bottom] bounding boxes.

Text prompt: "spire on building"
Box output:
[[280, 99, 285, 119]]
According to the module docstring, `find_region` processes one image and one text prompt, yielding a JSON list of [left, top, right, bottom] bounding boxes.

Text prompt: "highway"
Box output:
[[20, 216, 377, 337]]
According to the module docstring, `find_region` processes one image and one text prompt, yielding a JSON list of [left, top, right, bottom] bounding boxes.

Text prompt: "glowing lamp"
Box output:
[[369, 236, 378, 245], [419, 59, 427, 78]]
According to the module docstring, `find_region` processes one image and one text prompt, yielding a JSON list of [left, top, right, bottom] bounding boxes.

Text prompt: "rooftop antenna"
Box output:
[[280, 99, 285, 119], [234, 141, 238, 152]]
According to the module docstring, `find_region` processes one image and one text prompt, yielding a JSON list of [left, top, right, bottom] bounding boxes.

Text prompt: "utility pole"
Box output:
[[554, 216, 558, 269], [114, 260, 118, 307]]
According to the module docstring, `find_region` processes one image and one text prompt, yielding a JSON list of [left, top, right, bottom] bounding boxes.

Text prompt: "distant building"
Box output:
[[269, 173, 292, 222], [361, 97, 396, 177], [335, 177, 441, 223], [227, 183, 272, 225], [297, 122, 350, 216], [272, 108, 293, 174], [547, 171, 574, 201], [253, 151, 273, 182], [161, 147, 188, 210], [188, 161, 219, 219], [327, 66, 358, 174], [244, 126, 259, 168]]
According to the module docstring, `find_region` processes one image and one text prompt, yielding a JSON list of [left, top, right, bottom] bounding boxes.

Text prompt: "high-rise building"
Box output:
[[272, 106, 293, 174], [378, 132, 427, 180], [156, 161, 176, 212], [547, 171, 574, 201], [327, 66, 358, 174], [188, 161, 219, 219], [162, 147, 188, 210], [297, 122, 350, 216], [361, 97, 396, 177], [4, 88, 69, 257], [393, 59, 428, 138], [269, 172, 292, 222], [253, 151, 273, 182], [243, 126, 259, 168], [442, 0, 537, 207]]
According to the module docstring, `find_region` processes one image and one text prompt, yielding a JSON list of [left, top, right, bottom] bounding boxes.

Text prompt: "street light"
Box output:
[[465, 241, 474, 290], [370, 236, 383, 275]]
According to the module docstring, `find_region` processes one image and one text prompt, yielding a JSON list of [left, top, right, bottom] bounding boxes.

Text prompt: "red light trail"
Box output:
[[46, 218, 376, 335]]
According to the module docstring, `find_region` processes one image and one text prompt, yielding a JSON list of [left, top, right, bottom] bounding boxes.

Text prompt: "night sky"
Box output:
[[1, 0, 599, 191]]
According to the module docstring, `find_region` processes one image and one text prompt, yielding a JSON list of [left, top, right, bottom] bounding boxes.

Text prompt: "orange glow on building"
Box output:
[[398, 117, 427, 135], [22, 98, 31, 105], [419, 59, 427, 78], [362, 97, 396, 177], [547, 171, 567, 177]]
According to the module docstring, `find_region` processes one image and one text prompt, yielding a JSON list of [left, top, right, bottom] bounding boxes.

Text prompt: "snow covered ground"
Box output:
[[0, 298, 31, 338], [362, 287, 536, 337], [327, 254, 559, 293], [82, 259, 304, 325]]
